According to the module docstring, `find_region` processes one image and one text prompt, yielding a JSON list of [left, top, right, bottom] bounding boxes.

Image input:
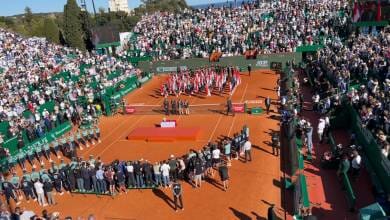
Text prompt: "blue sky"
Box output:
[[0, 0, 223, 16]]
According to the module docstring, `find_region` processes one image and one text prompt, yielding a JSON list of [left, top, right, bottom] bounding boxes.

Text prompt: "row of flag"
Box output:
[[353, 0, 382, 22]]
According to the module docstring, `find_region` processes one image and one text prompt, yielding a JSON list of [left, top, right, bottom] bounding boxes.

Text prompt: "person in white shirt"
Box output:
[[212, 146, 221, 166], [351, 150, 361, 178], [160, 161, 171, 188], [317, 118, 326, 144], [243, 140, 252, 162], [34, 180, 47, 206]]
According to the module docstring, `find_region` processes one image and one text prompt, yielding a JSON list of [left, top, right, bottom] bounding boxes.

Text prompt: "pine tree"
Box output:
[[80, 11, 94, 51], [43, 18, 60, 44], [63, 0, 85, 50], [24, 7, 33, 25]]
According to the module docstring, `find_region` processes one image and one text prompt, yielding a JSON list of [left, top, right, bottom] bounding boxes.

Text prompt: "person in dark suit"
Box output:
[[163, 98, 169, 115], [172, 180, 184, 212], [271, 133, 280, 156], [247, 64, 252, 76], [226, 97, 234, 116], [265, 96, 271, 114]]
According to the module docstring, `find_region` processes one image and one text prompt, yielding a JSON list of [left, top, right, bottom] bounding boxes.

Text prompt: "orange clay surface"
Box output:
[[12, 70, 282, 219]]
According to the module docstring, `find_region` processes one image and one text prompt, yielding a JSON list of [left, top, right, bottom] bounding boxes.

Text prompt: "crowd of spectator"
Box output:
[[0, 29, 142, 158], [306, 28, 390, 160], [0, 204, 95, 220], [129, 0, 349, 60]]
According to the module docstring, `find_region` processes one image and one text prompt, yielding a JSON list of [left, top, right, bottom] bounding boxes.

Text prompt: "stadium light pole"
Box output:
[[91, 0, 97, 18]]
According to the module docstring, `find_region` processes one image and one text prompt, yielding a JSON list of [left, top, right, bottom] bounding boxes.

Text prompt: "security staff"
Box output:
[[21, 176, 36, 202], [226, 97, 234, 116], [163, 98, 170, 115]]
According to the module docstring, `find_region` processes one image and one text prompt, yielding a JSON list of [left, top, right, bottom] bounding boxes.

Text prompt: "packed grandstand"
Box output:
[[0, 0, 390, 219]]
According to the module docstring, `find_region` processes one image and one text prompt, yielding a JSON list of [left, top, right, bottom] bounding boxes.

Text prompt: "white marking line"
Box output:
[[97, 115, 145, 157], [227, 82, 248, 137], [83, 116, 132, 155], [227, 116, 237, 137], [208, 115, 223, 142], [126, 103, 145, 106], [190, 103, 221, 107], [231, 85, 239, 95], [127, 104, 160, 107], [240, 83, 249, 102], [91, 96, 165, 156]]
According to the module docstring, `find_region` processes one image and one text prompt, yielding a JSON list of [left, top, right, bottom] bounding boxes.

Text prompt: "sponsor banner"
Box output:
[[233, 104, 245, 113], [1, 121, 72, 168], [161, 120, 177, 128], [245, 100, 263, 104], [125, 106, 136, 114], [156, 66, 188, 73], [255, 60, 269, 67]]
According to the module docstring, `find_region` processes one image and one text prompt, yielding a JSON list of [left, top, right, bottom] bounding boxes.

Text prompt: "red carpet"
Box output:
[[127, 127, 201, 142]]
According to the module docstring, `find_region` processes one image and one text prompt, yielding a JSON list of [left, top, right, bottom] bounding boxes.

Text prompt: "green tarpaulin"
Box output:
[[353, 21, 389, 27], [296, 45, 324, 52]]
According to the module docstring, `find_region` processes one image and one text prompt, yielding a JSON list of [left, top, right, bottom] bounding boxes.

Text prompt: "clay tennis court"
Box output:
[[19, 70, 282, 219]]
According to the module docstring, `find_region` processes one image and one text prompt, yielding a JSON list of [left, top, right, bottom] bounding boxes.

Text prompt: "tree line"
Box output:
[[0, 0, 188, 51]]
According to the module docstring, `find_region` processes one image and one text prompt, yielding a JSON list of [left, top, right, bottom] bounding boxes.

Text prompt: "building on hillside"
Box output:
[[108, 0, 131, 14]]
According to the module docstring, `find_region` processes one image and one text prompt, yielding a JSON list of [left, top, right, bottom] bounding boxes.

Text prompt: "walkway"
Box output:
[[297, 71, 374, 219]]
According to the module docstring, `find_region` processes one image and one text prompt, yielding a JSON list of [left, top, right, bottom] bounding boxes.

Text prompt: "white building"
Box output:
[[108, 0, 130, 14]]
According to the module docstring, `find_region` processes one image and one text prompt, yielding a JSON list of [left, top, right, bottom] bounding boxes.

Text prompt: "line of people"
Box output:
[[6, 125, 101, 173], [0, 125, 251, 208], [163, 99, 190, 116], [160, 66, 241, 97]]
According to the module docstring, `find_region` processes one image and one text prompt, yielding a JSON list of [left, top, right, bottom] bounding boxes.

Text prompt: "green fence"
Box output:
[[1, 121, 72, 170], [138, 53, 302, 73], [281, 66, 311, 219], [347, 104, 390, 194], [0, 121, 10, 139], [333, 103, 390, 194], [342, 172, 356, 211]]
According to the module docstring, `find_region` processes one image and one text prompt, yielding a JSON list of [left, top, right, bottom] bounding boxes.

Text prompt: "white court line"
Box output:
[[240, 83, 249, 102], [228, 82, 248, 136], [190, 103, 221, 107], [208, 115, 223, 142], [97, 115, 146, 157], [227, 116, 237, 137], [83, 115, 133, 155], [91, 94, 166, 157]]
